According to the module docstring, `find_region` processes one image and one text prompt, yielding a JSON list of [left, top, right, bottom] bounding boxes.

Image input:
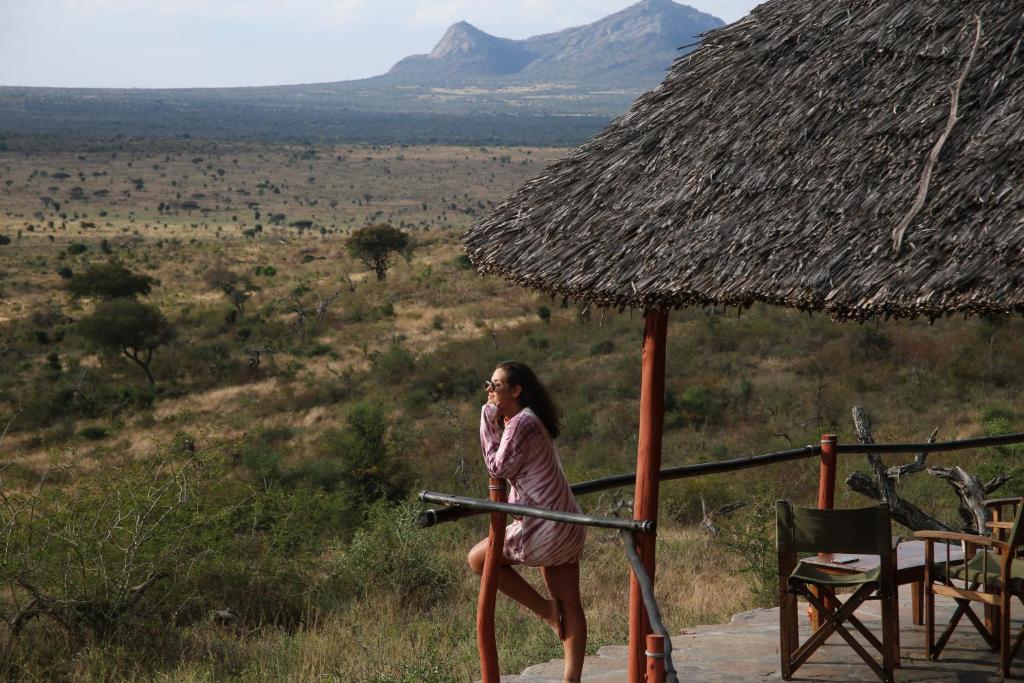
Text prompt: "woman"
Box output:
[[467, 361, 587, 682]]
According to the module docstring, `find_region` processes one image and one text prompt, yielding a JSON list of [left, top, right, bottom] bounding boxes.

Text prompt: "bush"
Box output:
[[318, 401, 411, 509], [67, 242, 88, 255], [372, 343, 415, 385], [415, 364, 478, 402], [676, 385, 726, 428], [717, 498, 779, 606], [79, 425, 109, 440], [328, 503, 455, 610], [67, 262, 156, 300], [0, 235, 11, 246]]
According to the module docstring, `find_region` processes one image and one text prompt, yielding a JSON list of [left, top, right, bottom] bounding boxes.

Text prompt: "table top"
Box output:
[[802, 539, 965, 575]]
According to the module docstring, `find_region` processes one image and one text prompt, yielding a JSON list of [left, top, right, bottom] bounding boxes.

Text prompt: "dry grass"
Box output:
[[123, 524, 751, 683]]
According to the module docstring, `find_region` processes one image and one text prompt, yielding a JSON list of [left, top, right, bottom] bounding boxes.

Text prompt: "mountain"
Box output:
[[387, 22, 537, 80], [384, 0, 723, 86], [0, 1, 725, 145]]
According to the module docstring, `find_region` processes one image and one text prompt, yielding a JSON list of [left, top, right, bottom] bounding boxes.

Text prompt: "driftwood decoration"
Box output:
[[930, 466, 1010, 534], [846, 407, 949, 532], [846, 406, 1010, 533]]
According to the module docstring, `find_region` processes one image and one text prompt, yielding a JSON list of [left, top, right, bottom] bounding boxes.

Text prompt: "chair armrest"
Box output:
[[986, 521, 1014, 530], [913, 530, 1005, 548], [985, 497, 1024, 508]]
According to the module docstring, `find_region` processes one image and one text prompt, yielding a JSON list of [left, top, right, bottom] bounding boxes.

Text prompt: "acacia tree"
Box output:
[[203, 266, 257, 317], [78, 299, 176, 385], [67, 262, 156, 300], [345, 224, 410, 281]]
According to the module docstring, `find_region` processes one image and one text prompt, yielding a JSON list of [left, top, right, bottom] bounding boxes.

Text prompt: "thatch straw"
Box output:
[[464, 1, 1024, 321]]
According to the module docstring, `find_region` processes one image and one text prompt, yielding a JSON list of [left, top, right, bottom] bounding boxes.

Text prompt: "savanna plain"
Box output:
[[1, 134, 1022, 682]]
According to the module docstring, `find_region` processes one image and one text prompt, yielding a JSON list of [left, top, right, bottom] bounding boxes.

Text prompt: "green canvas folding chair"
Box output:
[[777, 501, 897, 683], [915, 497, 1024, 678]]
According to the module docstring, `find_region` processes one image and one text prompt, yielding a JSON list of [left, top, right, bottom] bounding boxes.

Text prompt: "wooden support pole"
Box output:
[[818, 434, 838, 510], [628, 311, 668, 683], [809, 434, 838, 629], [645, 634, 666, 683], [477, 477, 507, 683]]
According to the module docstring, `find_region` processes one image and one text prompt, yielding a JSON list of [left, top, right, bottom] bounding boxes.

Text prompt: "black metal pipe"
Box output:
[[620, 530, 678, 683], [838, 431, 1024, 454], [419, 431, 1024, 528], [419, 490, 655, 532]]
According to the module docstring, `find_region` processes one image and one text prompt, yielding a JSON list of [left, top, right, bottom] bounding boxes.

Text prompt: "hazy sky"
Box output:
[[0, 1, 760, 89]]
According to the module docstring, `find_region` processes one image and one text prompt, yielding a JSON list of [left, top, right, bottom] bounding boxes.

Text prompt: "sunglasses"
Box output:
[[483, 380, 503, 392]]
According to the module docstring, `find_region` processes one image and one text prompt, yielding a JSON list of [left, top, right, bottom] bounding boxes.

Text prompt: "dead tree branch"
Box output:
[[699, 497, 745, 538], [846, 406, 950, 531], [847, 406, 1011, 533]]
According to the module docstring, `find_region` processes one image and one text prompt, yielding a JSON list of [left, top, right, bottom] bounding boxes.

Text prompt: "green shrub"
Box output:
[[527, 334, 549, 350], [329, 503, 455, 610], [676, 385, 726, 428], [415, 364, 479, 402], [240, 441, 284, 481], [319, 401, 411, 509], [67, 262, 156, 300], [717, 498, 778, 606], [852, 325, 892, 360], [373, 343, 415, 385], [79, 425, 109, 440]]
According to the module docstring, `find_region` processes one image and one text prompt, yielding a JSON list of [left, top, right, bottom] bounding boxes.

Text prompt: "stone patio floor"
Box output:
[[496, 585, 1021, 682]]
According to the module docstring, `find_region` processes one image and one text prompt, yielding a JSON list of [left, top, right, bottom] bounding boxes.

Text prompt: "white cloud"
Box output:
[[66, 0, 365, 25], [408, 0, 471, 28], [404, 1, 649, 37]]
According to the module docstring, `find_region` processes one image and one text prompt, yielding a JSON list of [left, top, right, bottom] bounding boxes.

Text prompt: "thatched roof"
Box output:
[[464, 1, 1024, 320]]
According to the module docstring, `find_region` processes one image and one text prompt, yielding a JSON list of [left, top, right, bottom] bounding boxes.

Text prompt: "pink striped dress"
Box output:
[[480, 404, 586, 566]]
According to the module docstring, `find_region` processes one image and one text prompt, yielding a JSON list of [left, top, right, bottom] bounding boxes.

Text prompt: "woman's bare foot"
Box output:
[[546, 597, 565, 640]]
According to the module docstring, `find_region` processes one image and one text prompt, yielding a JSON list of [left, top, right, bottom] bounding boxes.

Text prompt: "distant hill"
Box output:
[[0, 1, 724, 146], [383, 0, 722, 87]]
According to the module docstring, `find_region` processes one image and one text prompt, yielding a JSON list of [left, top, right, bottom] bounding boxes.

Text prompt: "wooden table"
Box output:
[[805, 540, 964, 624], [803, 540, 965, 664]]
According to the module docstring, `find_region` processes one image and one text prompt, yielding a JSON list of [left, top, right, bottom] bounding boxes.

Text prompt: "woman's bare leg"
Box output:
[[468, 538, 559, 630], [541, 562, 586, 682]]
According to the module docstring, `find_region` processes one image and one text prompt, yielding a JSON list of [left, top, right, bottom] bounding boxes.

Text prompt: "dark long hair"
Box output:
[[497, 361, 562, 439]]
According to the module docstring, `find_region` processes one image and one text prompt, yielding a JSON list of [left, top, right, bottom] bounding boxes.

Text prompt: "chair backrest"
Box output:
[[1005, 502, 1024, 550], [777, 500, 892, 557]]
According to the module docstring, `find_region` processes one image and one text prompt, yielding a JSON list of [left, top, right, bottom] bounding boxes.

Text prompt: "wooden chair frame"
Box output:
[[777, 501, 897, 683], [916, 497, 1024, 678]]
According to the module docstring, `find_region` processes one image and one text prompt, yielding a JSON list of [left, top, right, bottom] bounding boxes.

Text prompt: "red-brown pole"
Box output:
[[645, 634, 666, 683], [628, 311, 668, 683], [817, 434, 837, 511], [478, 477, 507, 683], [809, 434, 838, 629]]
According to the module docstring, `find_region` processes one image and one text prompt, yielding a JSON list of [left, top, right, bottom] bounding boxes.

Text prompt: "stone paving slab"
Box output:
[[494, 585, 1020, 682]]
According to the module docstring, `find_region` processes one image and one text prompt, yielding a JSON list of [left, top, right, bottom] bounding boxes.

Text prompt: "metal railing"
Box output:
[[419, 486, 678, 683], [419, 431, 1024, 529], [419, 429, 1024, 683]]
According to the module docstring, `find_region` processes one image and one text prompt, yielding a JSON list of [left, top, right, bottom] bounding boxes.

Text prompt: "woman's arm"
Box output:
[[480, 404, 530, 479]]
